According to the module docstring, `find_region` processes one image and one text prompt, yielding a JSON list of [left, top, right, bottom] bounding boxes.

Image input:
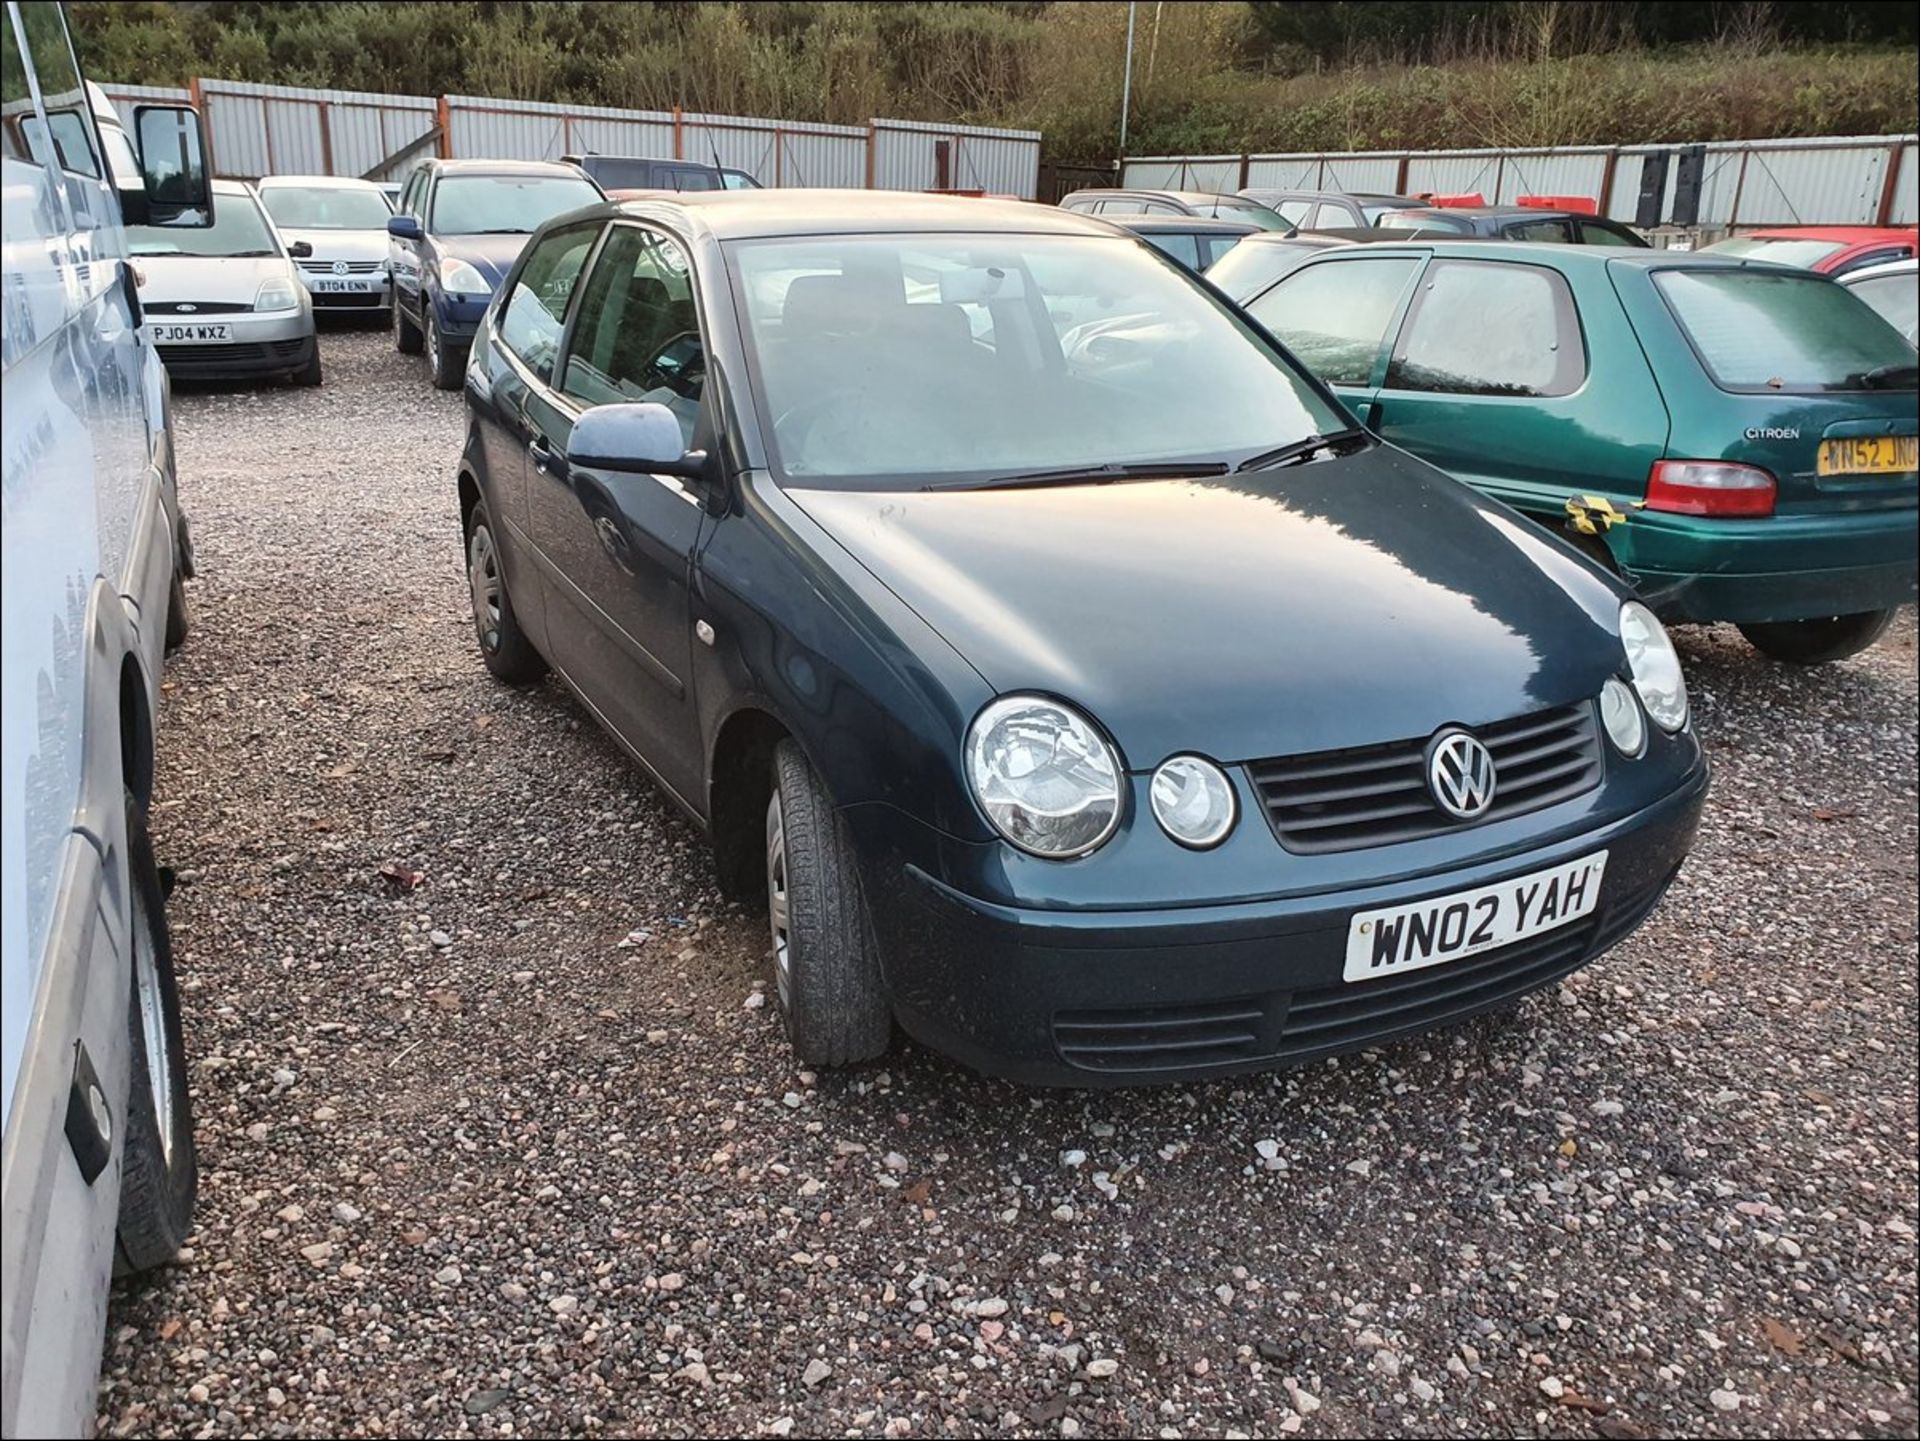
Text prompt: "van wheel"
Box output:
[[765, 741, 891, 1067], [164, 567, 189, 652], [115, 791, 197, 1273], [1738, 610, 1895, 665], [394, 297, 423, 355], [426, 311, 463, 390], [465, 499, 546, 684]]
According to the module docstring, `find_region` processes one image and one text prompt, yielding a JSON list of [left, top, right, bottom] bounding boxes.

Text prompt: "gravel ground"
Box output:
[[96, 326, 1917, 1440]]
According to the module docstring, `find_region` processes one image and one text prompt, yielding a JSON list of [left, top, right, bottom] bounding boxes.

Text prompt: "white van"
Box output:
[[2, 3, 218, 1434]]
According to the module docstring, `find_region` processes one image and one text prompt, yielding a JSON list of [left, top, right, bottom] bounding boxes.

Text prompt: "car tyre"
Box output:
[[114, 790, 197, 1273], [163, 566, 189, 652], [766, 740, 891, 1067], [393, 296, 423, 355], [1738, 610, 1895, 665], [465, 498, 546, 684], [426, 309, 463, 391], [290, 344, 323, 388]]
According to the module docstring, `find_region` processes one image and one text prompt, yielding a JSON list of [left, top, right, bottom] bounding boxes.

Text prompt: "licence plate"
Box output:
[[1343, 851, 1608, 984], [310, 277, 378, 293], [1817, 435, 1917, 476], [151, 322, 232, 342]]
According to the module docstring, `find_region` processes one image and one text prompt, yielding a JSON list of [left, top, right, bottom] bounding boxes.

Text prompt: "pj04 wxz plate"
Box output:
[[1343, 851, 1608, 984]]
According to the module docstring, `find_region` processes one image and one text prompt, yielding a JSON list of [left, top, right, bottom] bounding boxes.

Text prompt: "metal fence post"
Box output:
[[318, 99, 334, 174], [435, 95, 451, 158]]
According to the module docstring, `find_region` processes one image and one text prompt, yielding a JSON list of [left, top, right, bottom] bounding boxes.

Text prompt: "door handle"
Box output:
[[528, 436, 556, 476]]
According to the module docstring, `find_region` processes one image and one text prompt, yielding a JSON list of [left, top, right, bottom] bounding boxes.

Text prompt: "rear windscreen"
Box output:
[[1654, 269, 1919, 393]]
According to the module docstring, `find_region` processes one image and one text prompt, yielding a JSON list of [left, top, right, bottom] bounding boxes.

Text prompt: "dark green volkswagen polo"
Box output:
[[1216, 241, 1919, 662]]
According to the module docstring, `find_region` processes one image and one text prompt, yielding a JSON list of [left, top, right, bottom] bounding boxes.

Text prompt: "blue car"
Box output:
[[387, 159, 603, 388]]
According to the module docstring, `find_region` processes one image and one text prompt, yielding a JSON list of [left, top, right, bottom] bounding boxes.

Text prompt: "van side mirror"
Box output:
[[567, 403, 709, 480], [387, 215, 422, 240], [130, 104, 213, 227]]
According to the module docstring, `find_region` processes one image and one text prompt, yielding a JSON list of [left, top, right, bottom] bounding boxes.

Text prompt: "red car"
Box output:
[[1700, 225, 1918, 277]]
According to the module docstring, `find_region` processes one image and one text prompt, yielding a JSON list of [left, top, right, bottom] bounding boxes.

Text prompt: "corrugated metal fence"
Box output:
[[107, 78, 1041, 197], [1123, 135, 1919, 228]]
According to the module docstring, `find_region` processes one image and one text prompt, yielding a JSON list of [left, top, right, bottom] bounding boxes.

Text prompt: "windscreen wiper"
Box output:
[[949, 460, 1230, 491], [1841, 363, 1920, 390], [1234, 428, 1369, 473]]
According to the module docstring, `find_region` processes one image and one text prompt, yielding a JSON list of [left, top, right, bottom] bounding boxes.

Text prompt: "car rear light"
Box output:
[[1645, 460, 1776, 518]]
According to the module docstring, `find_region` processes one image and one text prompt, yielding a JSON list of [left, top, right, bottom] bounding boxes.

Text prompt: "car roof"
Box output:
[[615, 188, 1119, 241], [1294, 238, 1808, 272], [1112, 215, 1261, 234], [1065, 188, 1243, 203], [1398, 204, 1602, 222], [424, 158, 588, 177], [211, 178, 258, 196], [1244, 189, 1415, 203], [256, 174, 385, 190], [1839, 256, 1919, 282], [1736, 225, 1917, 242]]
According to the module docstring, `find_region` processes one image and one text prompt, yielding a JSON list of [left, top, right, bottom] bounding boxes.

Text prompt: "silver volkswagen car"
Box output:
[[130, 177, 322, 385], [258, 173, 395, 316]]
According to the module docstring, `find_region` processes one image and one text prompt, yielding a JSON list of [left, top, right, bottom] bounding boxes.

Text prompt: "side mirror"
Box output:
[[288, 239, 314, 259], [387, 215, 422, 240], [131, 104, 214, 227], [567, 403, 708, 480]]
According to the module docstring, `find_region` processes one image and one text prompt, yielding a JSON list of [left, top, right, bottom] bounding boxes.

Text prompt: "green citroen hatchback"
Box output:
[[1222, 242, 1918, 662]]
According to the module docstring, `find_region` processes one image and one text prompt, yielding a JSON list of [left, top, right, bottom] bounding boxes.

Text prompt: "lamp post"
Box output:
[[1117, 0, 1137, 171]]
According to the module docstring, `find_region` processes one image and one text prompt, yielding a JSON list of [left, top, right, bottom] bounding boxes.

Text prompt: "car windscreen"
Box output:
[[1700, 236, 1846, 269], [1203, 199, 1294, 232], [260, 185, 392, 230], [1655, 269, 1919, 393], [1845, 272, 1920, 345], [129, 191, 278, 257], [728, 231, 1350, 490], [1378, 210, 1470, 234], [1205, 240, 1328, 302], [430, 175, 602, 235]]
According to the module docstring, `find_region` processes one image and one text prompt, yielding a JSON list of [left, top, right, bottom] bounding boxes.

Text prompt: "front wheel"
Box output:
[[290, 343, 323, 388], [115, 792, 197, 1272], [465, 499, 546, 684], [766, 740, 891, 1067], [1738, 610, 1895, 665], [426, 309, 464, 391]]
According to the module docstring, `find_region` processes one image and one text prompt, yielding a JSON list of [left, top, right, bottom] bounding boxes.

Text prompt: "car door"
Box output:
[[1366, 256, 1666, 525], [1241, 254, 1426, 423], [391, 169, 426, 320], [524, 220, 712, 806]]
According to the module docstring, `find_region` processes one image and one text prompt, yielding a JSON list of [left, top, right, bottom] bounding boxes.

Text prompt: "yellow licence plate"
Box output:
[[1817, 435, 1918, 476]]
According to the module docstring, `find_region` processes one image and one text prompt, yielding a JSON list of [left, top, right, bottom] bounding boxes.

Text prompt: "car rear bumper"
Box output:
[[1612, 505, 1919, 623], [864, 760, 1709, 1087]]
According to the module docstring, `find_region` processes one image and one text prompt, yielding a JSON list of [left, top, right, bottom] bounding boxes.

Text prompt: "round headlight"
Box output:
[[967, 696, 1121, 858], [1619, 601, 1688, 732], [1150, 755, 1237, 848], [1599, 677, 1646, 757]]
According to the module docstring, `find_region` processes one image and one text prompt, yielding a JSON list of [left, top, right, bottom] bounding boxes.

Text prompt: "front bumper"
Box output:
[[863, 761, 1710, 1086], [1611, 505, 1918, 624], [151, 311, 316, 381]]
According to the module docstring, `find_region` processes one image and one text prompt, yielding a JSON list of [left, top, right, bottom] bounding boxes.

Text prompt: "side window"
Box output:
[[1273, 199, 1315, 227], [1506, 218, 1574, 243], [13, 2, 99, 179], [401, 172, 424, 216], [1388, 259, 1585, 397], [1141, 201, 1181, 216], [1101, 199, 1145, 215], [560, 225, 705, 447], [497, 224, 599, 384], [1248, 257, 1423, 386], [1144, 232, 1202, 269], [1200, 235, 1243, 269], [1577, 219, 1641, 247]]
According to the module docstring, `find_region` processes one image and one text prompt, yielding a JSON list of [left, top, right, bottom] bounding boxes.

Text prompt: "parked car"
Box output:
[[386, 158, 604, 388], [455, 190, 1707, 1084], [1699, 226, 1917, 277], [1839, 257, 1919, 345], [1109, 214, 1258, 271], [1226, 241, 1917, 663], [3, 3, 212, 1433], [1378, 205, 1648, 246], [562, 151, 761, 193], [130, 178, 322, 386], [1204, 229, 1469, 299], [256, 174, 395, 315], [1239, 187, 1423, 228], [1060, 187, 1296, 232]]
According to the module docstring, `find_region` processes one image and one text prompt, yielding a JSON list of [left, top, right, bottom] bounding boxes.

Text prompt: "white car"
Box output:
[[1839, 257, 1919, 346], [257, 173, 395, 315], [130, 177, 322, 385]]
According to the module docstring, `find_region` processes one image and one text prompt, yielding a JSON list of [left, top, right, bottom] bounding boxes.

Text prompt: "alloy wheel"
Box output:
[[766, 789, 792, 1012], [467, 523, 502, 651]]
